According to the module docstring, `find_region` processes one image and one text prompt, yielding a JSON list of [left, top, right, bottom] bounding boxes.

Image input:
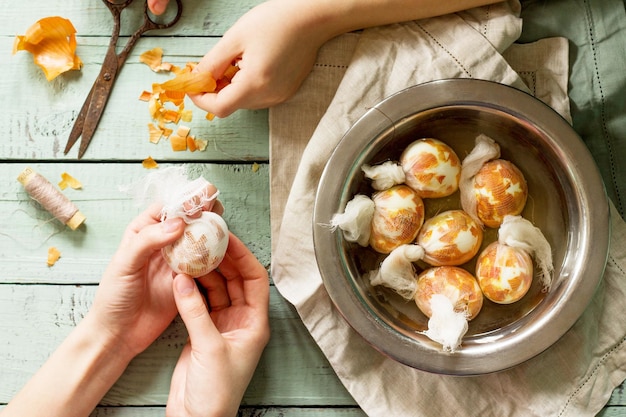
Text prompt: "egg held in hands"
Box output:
[[162, 211, 229, 277]]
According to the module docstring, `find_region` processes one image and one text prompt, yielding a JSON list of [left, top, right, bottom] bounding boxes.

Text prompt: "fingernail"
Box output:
[[175, 276, 195, 296], [162, 218, 182, 233]]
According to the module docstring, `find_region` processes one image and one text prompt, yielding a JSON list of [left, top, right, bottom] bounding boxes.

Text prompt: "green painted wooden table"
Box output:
[[0, 1, 623, 416]]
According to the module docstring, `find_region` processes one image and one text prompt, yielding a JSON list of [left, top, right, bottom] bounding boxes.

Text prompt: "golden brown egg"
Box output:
[[414, 266, 483, 320], [400, 138, 461, 198], [472, 159, 527, 228], [475, 241, 534, 304], [369, 185, 425, 254], [417, 209, 483, 266]]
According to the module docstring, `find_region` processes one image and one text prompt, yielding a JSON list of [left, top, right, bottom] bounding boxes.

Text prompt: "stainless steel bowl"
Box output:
[[312, 79, 610, 375]]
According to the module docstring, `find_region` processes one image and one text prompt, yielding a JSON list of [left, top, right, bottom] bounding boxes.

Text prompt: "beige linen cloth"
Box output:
[[269, 1, 626, 416]]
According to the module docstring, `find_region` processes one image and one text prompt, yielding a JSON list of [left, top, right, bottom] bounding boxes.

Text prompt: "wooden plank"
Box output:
[[3, 36, 269, 162], [0, 162, 270, 284], [0, 285, 357, 407], [2, 0, 263, 37]]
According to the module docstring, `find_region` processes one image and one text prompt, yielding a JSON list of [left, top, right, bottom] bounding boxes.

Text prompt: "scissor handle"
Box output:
[[114, 0, 183, 67], [142, 0, 183, 31]]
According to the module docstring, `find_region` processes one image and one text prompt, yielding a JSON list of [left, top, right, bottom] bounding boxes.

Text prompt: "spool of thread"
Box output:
[[17, 167, 86, 230]]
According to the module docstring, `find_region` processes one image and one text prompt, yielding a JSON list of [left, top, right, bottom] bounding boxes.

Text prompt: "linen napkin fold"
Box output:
[[270, 1, 626, 416]]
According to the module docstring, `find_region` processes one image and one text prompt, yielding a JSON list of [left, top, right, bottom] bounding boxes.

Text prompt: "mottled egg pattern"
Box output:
[[473, 159, 527, 228], [417, 209, 483, 266], [162, 212, 229, 277], [369, 185, 425, 254], [476, 241, 533, 304], [415, 266, 483, 320], [400, 138, 461, 198]]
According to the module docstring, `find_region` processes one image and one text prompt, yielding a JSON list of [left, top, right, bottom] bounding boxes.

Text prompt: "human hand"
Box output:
[[147, 0, 169, 15], [189, 0, 329, 117], [87, 204, 186, 359], [166, 233, 270, 417]]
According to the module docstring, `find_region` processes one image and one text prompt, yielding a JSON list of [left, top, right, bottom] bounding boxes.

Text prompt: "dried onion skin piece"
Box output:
[[13, 16, 83, 81]]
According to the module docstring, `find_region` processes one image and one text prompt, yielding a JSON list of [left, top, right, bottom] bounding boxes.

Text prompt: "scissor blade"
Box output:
[[76, 85, 112, 159], [64, 86, 96, 155]]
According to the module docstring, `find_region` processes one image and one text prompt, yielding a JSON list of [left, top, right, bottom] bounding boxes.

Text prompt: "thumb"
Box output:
[[115, 217, 185, 272], [173, 274, 218, 344]]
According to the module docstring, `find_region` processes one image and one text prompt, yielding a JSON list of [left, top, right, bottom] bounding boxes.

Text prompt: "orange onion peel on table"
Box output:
[[13, 16, 83, 81], [138, 48, 239, 149]]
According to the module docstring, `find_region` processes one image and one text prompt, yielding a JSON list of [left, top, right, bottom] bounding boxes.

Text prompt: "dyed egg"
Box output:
[[400, 138, 461, 198], [415, 266, 483, 320], [472, 159, 528, 228], [369, 185, 425, 254], [162, 211, 229, 277], [475, 241, 533, 304], [417, 209, 483, 266]]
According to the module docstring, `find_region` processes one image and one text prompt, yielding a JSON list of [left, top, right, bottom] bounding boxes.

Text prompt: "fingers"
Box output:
[[189, 82, 253, 119], [173, 274, 219, 346], [217, 233, 269, 310], [182, 183, 221, 218], [195, 39, 241, 85], [197, 271, 231, 312], [147, 0, 169, 15], [115, 207, 185, 271], [125, 203, 163, 233]]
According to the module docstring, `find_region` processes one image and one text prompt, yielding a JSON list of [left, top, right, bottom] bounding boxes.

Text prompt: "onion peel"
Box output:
[[139, 47, 172, 72], [142, 156, 159, 169], [47, 246, 61, 267], [58, 172, 82, 190], [157, 71, 217, 94], [13, 16, 83, 81]]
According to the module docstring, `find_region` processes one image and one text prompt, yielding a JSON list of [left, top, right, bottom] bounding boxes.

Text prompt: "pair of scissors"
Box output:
[[64, 0, 183, 159]]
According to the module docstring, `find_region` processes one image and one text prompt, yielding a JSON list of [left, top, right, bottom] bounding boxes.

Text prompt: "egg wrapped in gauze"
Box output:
[[417, 209, 482, 266], [162, 211, 229, 277], [460, 134, 528, 228], [475, 215, 553, 304], [120, 166, 229, 278], [400, 138, 461, 198], [370, 185, 425, 254], [415, 266, 483, 352]]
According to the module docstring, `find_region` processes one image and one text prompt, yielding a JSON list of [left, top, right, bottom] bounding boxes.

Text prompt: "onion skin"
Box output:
[[400, 138, 461, 198], [415, 266, 483, 320], [417, 209, 483, 266], [476, 241, 534, 304], [473, 159, 527, 228], [369, 185, 425, 254]]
